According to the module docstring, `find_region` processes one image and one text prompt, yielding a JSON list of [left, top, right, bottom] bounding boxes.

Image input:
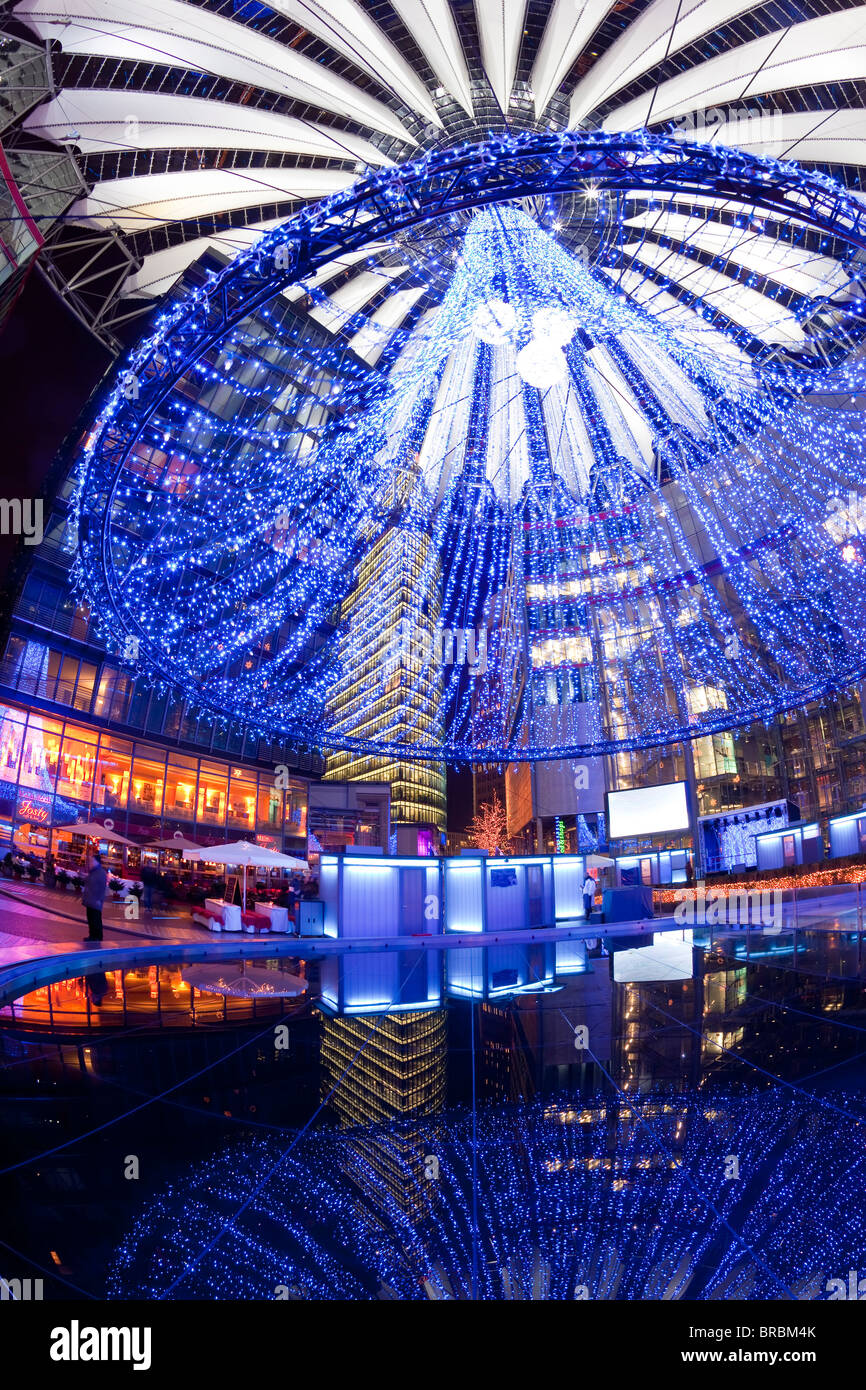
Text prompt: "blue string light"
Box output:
[[71, 131, 866, 763]]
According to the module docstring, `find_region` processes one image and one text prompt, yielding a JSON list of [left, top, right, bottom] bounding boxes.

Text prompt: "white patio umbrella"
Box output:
[[586, 854, 615, 869], [182, 840, 307, 908]]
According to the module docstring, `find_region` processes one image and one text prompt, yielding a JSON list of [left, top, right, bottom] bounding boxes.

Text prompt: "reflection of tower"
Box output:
[[320, 1009, 447, 1219], [325, 457, 446, 836]]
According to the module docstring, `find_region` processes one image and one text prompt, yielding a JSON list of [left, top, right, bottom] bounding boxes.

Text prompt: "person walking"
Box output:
[[582, 870, 597, 921], [82, 851, 108, 943]]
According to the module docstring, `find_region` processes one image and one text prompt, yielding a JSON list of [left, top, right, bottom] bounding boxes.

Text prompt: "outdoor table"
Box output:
[[205, 897, 242, 931], [254, 903, 290, 933]]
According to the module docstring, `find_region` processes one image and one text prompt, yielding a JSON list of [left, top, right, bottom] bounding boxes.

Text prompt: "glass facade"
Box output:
[[0, 699, 308, 854], [0, 387, 323, 855]]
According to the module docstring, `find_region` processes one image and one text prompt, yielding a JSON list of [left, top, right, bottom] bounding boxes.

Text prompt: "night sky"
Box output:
[[0, 268, 110, 579]]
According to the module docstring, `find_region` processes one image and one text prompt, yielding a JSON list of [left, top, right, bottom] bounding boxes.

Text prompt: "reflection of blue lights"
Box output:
[[110, 1087, 866, 1301]]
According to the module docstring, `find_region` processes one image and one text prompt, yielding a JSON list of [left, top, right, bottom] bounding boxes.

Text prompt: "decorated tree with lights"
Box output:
[[468, 791, 511, 857], [73, 133, 866, 766]]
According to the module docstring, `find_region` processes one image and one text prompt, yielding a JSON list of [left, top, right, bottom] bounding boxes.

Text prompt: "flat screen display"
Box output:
[[607, 782, 690, 839]]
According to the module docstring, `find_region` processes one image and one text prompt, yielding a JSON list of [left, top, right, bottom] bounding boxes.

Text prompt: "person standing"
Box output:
[[140, 861, 157, 911], [582, 870, 597, 921], [82, 851, 108, 943]]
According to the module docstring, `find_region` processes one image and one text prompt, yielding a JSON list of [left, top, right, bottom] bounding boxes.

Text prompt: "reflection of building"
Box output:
[[320, 1009, 447, 1218], [325, 461, 447, 843]]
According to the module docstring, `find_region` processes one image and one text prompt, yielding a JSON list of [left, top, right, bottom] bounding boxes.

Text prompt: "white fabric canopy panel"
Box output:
[[473, 0, 528, 113], [603, 7, 866, 133], [25, 89, 391, 165], [14, 0, 416, 143], [391, 0, 473, 114], [266, 0, 442, 128], [69, 167, 357, 231], [569, 0, 756, 127], [619, 240, 806, 345], [623, 209, 852, 299], [10, 0, 866, 327]]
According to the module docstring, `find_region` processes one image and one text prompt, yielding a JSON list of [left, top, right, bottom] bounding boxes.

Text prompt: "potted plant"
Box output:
[[109, 877, 125, 900], [56, 869, 69, 891]]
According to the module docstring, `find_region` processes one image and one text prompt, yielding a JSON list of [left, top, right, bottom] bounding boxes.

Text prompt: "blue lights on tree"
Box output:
[[108, 1089, 866, 1300], [73, 130, 866, 763]]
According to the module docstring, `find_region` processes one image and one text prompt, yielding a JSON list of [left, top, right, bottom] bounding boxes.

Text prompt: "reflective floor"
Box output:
[[3, 898, 866, 1300]]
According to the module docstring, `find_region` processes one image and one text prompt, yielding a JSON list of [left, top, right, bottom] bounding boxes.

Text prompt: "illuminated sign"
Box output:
[[16, 790, 53, 825]]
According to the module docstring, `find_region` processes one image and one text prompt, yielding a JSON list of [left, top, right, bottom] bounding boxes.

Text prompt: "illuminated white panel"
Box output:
[[621, 240, 805, 345], [473, 0, 528, 112], [391, 0, 474, 114], [124, 236, 385, 300], [14, 0, 416, 144], [123, 220, 282, 296], [552, 855, 587, 920], [68, 166, 356, 231], [696, 107, 866, 167], [618, 329, 710, 435], [539, 372, 594, 498], [486, 342, 531, 501], [444, 858, 484, 932], [601, 264, 751, 366], [624, 209, 850, 298], [607, 781, 690, 838], [419, 332, 478, 503], [308, 265, 409, 331], [267, 0, 441, 127], [531, 0, 611, 117], [288, 245, 392, 299], [349, 285, 427, 364], [569, 0, 755, 125], [376, 307, 442, 462], [25, 89, 391, 165], [584, 344, 655, 471], [603, 7, 866, 133]]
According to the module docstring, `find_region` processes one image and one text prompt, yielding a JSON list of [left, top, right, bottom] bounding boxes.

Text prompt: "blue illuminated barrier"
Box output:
[[754, 820, 823, 871], [318, 853, 592, 997], [615, 849, 692, 887], [443, 853, 564, 994], [829, 809, 866, 858], [318, 854, 444, 1013], [319, 852, 594, 937]]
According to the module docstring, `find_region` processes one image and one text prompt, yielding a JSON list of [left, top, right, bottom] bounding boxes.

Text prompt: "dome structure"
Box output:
[[9, 1, 866, 762], [9, 0, 866, 338]]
